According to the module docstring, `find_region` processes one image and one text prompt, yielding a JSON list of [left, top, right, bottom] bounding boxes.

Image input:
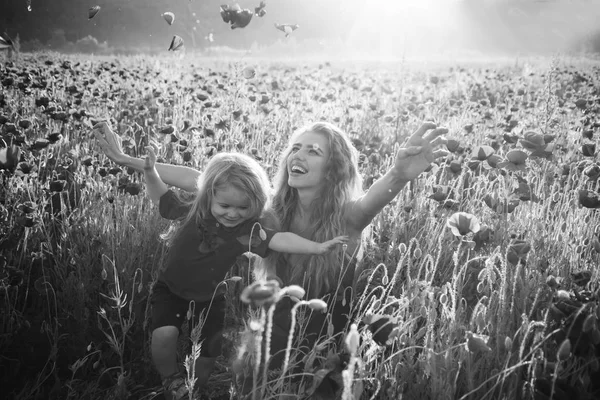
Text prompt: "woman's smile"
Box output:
[[287, 132, 329, 189]]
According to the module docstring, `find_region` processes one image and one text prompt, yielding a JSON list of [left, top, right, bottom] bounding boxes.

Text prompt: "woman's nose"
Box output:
[[292, 149, 306, 160]]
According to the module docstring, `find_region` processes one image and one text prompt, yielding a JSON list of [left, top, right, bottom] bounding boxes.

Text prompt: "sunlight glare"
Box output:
[[338, 0, 465, 60]]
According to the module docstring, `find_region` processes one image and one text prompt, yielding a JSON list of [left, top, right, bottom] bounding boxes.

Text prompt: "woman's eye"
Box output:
[[309, 149, 318, 155], [220, 205, 229, 209]]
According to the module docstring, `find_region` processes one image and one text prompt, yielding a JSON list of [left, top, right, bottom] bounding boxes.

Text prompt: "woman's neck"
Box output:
[[295, 188, 317, 216]]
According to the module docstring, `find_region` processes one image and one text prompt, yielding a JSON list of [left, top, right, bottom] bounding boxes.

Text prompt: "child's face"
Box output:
[[210, 184, 254, 228]]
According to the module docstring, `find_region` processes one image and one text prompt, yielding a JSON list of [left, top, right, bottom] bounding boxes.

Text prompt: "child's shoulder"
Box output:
[[159, 189, 193, 220]]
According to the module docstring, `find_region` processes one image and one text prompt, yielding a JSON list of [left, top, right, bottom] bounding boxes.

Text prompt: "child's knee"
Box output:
[[152, 325, 179, 348]]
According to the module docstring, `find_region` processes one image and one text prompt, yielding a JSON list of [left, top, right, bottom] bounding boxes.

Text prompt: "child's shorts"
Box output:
[[150, 280, 226, 358]]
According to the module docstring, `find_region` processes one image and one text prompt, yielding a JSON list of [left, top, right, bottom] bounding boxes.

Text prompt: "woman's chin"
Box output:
[[287, 176, 301, 188]]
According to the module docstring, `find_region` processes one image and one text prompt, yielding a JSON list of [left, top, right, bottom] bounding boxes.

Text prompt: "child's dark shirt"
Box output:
[[158, 190, 277, 302]]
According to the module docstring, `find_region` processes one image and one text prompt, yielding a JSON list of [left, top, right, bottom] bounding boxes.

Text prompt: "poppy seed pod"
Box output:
[[345, 324, 360, 354], [504, 336, 513, 351], [583, 314, 597, 333], [283, 285, 305, 300], [307, 299, 328, 312], [557, 339, 571, 361]]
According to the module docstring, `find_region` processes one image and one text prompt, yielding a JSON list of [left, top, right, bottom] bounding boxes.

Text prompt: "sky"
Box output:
[[2, 0, 600, 57]]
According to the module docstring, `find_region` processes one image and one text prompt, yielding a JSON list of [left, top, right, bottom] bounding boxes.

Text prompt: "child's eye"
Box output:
[[220, 204, 229, 208]]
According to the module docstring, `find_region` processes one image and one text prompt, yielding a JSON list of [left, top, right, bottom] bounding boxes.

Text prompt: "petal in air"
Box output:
[[168, 35, 184, 52], [162, 12, 175, 26], [255, 1, 267, 17], [232, 10, 253, 29], [89, 6, 101, 20], [275, 23, 299, 37], [220, 4, 253, 29]]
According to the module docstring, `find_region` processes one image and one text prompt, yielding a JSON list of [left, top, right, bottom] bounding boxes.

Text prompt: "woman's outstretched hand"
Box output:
[[92, 121, 126, 164], [394, 122, 449, 182], [317, 235, 349, 254]]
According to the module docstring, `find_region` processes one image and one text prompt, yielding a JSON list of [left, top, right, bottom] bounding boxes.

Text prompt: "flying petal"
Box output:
[[89, 6, 101, 20], [168, 35, 184, 51], [162, 12, 175, 26]]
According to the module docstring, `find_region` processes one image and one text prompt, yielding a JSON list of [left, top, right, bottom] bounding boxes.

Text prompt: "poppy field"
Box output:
[[1, 51, 600, 400]]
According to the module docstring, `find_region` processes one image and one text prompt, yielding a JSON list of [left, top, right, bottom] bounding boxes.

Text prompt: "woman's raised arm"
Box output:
[[93, 121, 201, 192], [349, 122, 448, 231]]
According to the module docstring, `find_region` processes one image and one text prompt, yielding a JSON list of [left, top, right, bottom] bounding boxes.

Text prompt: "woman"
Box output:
[[93, 119, 447, 376]]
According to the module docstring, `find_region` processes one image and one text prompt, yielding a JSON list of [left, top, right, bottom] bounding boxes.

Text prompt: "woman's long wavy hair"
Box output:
[[268, 122, 363, 298], [160, 152, 272, 246]]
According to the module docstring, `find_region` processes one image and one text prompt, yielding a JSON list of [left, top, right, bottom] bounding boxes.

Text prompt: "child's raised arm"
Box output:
[[143, 146, 169, 205], [268, 233, 348, 255]]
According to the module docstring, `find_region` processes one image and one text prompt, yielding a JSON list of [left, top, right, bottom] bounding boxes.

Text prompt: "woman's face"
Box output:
[[286, 131, 330, 191]]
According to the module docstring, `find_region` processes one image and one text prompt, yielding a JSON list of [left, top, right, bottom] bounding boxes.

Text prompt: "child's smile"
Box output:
[[211, 185, 253, 228]]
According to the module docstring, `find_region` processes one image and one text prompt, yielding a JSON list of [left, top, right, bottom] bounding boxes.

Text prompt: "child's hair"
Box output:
[[161, 152, 272, 246]]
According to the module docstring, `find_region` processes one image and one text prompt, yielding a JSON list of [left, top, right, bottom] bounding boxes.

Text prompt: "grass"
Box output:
[[0, 50, 599, 399]]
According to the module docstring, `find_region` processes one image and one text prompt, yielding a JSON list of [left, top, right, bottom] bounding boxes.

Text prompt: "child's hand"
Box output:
[[317, 235, 349, 254], [144, 146, 156, 171]]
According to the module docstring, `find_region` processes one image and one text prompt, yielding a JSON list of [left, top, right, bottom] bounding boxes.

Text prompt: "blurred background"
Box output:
[[1, 0, 600, 59]]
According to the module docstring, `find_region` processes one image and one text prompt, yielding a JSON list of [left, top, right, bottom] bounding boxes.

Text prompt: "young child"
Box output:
[[143, 147, 347, 400]]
